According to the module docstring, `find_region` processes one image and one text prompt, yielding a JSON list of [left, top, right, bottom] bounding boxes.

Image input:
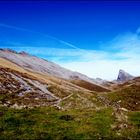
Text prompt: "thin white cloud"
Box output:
[[59, 59, 140, 80], [0, 23, 81, 51], [1, 23, 140, 80], [1, 31, 140, 80], [56, 28, 140, 80]]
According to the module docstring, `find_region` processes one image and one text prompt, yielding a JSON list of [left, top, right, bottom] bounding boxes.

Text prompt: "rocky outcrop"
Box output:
[[117, 69, 134, 82]]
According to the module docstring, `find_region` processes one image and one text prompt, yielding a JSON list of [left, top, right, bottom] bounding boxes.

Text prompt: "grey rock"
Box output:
[[117, 69, 134, 82]]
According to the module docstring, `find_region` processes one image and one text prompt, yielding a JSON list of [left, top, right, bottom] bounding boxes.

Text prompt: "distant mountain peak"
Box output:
[[117, 69, 134, 82]]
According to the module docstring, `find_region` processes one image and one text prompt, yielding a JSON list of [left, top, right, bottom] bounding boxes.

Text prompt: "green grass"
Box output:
[[117, 111, 140, 139], [0, 106, 140, 139], [127, 111, 140, 138], [0, 106, 116, 140], [106, 84, 140, 111]]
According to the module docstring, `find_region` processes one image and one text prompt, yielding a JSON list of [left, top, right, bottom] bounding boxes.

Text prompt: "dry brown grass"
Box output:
[[71, 79, 110, 92], [0, 58, 94, 101]]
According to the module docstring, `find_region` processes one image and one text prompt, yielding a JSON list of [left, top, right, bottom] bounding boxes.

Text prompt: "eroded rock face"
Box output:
[[0, 67, 58, 108], [117, 69, 134, 82]]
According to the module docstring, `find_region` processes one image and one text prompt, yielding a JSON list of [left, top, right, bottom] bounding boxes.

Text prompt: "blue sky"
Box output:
[[0, 1, 140, 80]]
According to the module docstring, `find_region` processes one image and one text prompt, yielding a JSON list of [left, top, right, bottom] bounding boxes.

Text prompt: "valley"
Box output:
[[0, 49, 140, 139]]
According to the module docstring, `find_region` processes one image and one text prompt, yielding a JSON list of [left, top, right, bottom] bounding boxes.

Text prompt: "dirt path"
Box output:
[[52, 93, 74, 110]]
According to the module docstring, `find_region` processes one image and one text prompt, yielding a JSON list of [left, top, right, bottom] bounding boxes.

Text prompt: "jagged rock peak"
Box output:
[[117, 69, 134, 82], [0, 48, 17, 54], [0, 48, 30, 56]]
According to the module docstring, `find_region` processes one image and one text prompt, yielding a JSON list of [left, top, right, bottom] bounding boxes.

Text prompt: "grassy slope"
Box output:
[[71, 80, 110, 92], [0, 106, 139, 139], [0, 106, 114, 139], [106, 84, 140, 111], [0, 58, 140, 139], [0, 59, 103, 107], [0, 58, 109, 109]]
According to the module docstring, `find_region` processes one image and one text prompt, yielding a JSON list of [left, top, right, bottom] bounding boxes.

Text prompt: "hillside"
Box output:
[[0, 49, 140, 139], [106, 77, 140, 111], [0, 57, 104, 110], [0, 49, 106, 86], [70, 79, 110, 92]]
